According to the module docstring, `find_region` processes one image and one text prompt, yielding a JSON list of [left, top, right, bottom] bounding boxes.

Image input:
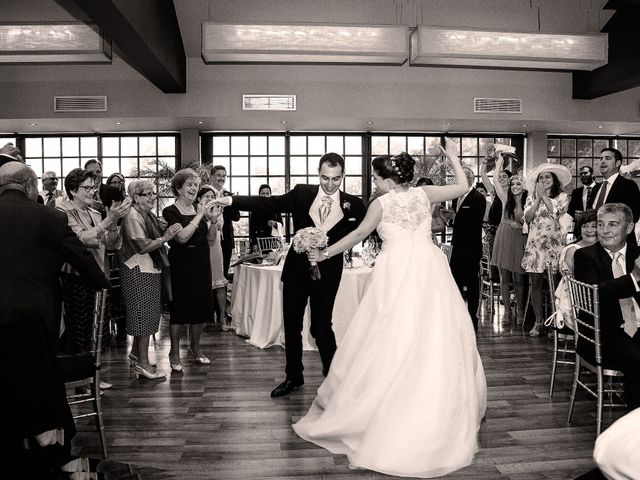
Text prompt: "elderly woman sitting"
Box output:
[[58, 168, 130, 387], [120, 179, 181, 379]]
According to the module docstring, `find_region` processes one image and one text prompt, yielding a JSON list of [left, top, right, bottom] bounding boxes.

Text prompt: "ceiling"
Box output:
[[1, 0, 640, 136]]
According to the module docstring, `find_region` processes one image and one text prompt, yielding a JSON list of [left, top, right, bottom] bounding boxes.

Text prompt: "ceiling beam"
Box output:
[[572, 6, 640, 99], [55, 0, 186, 93]]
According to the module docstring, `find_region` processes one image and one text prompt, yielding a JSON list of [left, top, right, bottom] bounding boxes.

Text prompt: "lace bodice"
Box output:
[[377, 188, 432, 243]]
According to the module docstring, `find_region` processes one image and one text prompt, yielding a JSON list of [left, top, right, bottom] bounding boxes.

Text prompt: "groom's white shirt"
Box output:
[[309, 187, 343, 232]]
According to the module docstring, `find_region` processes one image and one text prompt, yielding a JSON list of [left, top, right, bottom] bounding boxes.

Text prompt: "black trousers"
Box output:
[[604, 329, 640, 411], [281, 275, 341, 382], [450, 258, 481, 330]]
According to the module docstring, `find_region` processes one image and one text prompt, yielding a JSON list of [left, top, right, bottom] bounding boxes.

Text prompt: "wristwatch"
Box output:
[[322, 249, 330, 259]]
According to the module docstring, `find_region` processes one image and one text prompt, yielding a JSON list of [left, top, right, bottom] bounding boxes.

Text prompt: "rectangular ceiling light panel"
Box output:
[[203, 22, 409, 65], [410, 27, 607, 71], [243, 94, 296, 111], [0, 23, 111, 63]]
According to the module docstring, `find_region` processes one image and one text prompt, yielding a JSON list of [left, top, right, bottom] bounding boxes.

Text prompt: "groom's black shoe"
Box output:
[[270, 378, 303, 398]]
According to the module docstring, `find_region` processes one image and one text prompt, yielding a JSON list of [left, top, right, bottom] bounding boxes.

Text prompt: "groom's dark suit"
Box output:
[[450, 188, 486, 330], [574, 242, 640, 410], [232, 184, 366, 381]]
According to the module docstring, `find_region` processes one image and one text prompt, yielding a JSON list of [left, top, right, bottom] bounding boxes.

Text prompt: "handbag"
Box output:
[[559, 213, 573, 238]]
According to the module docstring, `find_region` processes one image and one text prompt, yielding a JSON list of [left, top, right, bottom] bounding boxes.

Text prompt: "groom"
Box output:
[[216, 153, 366, 397]]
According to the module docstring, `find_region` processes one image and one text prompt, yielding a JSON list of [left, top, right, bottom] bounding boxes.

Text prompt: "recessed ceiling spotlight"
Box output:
[[198, 121, 204, 125], [281, 121, 287, 124], [29, 122, 38, 126], [597, 125, 603, 129], [522, 123, 528, 127], [445, 122, 452, 126], [115, 121, 122, 125], [366, 121, 374, 125]]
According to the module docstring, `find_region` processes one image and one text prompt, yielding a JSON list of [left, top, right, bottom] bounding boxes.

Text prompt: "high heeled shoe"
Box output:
[[134, 365, 166, 379], [129, 352, 157, 367], [529, 323, 542, 337], [169, 355, 183, 372], [187, 347, 211, 365]]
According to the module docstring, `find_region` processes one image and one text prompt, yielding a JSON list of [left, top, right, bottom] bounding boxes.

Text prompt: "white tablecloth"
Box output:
[[230, 263, 372, 350]]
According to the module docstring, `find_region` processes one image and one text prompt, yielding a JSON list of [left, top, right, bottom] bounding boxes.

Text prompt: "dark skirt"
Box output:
[[168, 244, 214, 325], [120, 264, 162, 337], [60, 272, 110, 353]]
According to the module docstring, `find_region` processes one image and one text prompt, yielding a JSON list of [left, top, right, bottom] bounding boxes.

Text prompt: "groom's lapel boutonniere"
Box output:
[[342, 201, 351, 211]]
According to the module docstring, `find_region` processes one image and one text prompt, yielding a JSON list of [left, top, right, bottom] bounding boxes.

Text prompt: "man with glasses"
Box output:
[[84, 159, 124, 216], [568, 165, 601, 220], [39, 171, 64, 208]]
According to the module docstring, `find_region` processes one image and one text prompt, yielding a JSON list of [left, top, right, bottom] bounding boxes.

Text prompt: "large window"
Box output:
[[100, 135, 178, 215], [24, 136, 99, 191], [547, 136, 613, 189], [20, 134, 178, 214]]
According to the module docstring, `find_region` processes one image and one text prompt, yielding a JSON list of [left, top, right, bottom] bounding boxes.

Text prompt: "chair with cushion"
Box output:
[[546, 266, 576, 397], [565, 277, 625, 436], [57, 288, 109, 458]]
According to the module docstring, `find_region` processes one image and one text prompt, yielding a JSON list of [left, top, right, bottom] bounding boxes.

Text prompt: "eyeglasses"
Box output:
[[137, 192, 156, 197], [44, 177, 58, 181], [78, 185, 97, 192]]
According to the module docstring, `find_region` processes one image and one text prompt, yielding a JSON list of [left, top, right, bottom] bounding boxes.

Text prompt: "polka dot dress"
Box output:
[[120, 264, 162, 337]]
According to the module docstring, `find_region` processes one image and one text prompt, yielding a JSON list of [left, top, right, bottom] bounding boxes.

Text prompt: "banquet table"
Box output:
[[230, 263, 372, 350]]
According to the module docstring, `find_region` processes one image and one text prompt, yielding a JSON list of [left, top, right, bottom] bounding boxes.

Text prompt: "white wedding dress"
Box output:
[[293, 187, 487, 478]]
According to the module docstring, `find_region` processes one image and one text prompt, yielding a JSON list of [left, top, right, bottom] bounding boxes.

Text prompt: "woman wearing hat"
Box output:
[[521, 162, 571, 336]]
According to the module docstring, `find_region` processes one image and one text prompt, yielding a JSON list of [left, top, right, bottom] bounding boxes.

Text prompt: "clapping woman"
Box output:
[[521, 164, 571, 336], [195, 185, 228, 330], [59, 168, 130, 354], [120, 179, 182, 379], [162, 169, 217, 371]]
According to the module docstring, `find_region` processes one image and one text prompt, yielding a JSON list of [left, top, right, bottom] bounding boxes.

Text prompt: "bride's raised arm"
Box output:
[[308, 201, 383, 263], [420, 145, 468, 204]]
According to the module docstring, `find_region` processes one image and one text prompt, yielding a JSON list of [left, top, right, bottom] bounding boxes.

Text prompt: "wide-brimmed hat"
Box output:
[[525, 162, 572, 192]]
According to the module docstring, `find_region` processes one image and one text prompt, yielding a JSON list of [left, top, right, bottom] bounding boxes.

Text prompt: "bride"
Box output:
[[295, 147, 487, 478]]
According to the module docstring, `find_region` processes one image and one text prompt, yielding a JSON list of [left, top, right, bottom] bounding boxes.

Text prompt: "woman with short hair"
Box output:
[[162, 168, 218, 370], [120, 179, 181, 379]]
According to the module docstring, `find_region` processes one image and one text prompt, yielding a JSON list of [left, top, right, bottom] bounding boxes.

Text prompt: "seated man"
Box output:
[[574, 203, 640, 411]]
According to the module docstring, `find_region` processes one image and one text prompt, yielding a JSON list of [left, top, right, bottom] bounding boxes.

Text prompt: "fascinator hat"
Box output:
[[525, 162, 572, 192]]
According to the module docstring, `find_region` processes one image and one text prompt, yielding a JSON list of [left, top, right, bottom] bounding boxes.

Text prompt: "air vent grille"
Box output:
[[474, 97, 522, 114], [242, 94, 296, 111], [54, 96, 107, 112]]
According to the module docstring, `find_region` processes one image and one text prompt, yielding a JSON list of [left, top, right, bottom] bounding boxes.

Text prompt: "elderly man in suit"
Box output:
[[0, 162, 111, 475], [0, 142, 23, 167], [448, 167, 487, 331], [215, 153, 366, 397], [567, 165, 600, 219], [574, 203, 640, 411], [39, 170, 65, 208]]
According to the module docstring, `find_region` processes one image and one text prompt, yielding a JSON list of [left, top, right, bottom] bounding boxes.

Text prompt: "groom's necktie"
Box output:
[[319, 195, 333, 225], [611, 251, 638, 338]]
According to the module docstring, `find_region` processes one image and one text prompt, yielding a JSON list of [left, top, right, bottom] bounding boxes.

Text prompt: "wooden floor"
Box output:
[[71, 309, 625, 480]]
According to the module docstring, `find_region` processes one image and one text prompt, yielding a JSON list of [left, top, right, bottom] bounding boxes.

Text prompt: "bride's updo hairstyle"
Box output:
[[372, 152, 416, 185]]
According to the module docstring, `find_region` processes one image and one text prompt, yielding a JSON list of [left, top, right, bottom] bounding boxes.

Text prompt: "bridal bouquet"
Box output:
[[292, 227, 329, 280]]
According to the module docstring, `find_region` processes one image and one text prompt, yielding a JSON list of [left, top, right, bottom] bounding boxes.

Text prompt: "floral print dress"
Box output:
[[520, 192, 569, 273]]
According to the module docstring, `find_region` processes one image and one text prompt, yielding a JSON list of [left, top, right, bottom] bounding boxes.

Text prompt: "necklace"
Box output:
[[175, 199, 195, 215]]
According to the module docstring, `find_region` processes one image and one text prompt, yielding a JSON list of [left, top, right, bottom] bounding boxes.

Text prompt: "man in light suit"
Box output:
[[574, 203, 640, 411], [567, 165, 600, 219], [215, 153, 366, 397], [448, 167, 486, 331], [0, 162, 111, 476]]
